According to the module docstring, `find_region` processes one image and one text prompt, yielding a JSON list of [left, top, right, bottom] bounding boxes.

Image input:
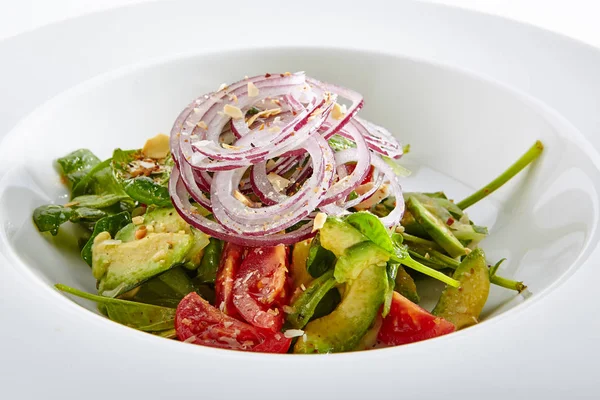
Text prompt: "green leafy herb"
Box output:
[[328, 134, 356, 152], [71, 159, 133, 210], [196, 237, 223, 283], [382, 156, 411, 177], [246, 107, 260, 116], [133, 267, 197, 308], [33, 205, 74, 235], [33, 201, 125, 236], [345, 211, 394, 253], [56, 149, 101, 191], [56, 284, 176, 332], [287, 270, 338, 329], [306, 233, 336, 278], [70, 194, 130, 209]]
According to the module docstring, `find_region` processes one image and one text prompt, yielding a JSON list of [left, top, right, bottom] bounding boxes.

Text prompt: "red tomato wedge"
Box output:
[[215, 243, 245, 317], [345, 163, 374, 185], [176, 292, 291, 353], [232, 245, 289, 332], [378, 291, 455, 346]]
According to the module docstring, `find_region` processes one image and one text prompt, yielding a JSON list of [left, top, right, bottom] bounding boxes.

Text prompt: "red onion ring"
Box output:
[[169, 72, 405, 246]]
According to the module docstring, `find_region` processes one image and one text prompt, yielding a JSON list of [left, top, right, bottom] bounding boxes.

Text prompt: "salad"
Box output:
[[33, 72, 543, 354]]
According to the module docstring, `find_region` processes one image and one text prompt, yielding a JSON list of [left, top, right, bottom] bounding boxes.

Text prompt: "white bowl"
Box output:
[[1, 1, 600, 399]]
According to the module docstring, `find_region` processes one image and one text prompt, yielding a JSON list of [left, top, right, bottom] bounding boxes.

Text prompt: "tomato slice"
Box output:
[[232, 245, 289, 332], [345, 163, 374, 185], [378, 291, 456, 346], [176, 292, 291, 353], [215, 242, 245, 317]]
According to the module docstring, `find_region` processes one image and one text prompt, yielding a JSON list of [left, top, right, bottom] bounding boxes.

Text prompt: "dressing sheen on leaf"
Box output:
[[345, 211, 394, 253], [56, 284, 176, 332]]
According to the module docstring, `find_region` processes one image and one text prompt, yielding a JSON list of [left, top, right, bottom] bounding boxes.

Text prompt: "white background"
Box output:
[[0, 0, 599, 48]]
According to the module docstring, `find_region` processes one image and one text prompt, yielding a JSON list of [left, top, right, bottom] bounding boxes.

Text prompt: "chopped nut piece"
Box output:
[[142, 133, 170, 159], [217, 83, 228, 91], [135, 226, 148, 240], [223, 104, 244, 119], [312, 212, 328, 232], [331, 103, 346, 120], [267, 172, 290, 193], [93, 231, 111, 244], [283, 329, 304, 338], [233, 190, 261, 208], [246, 107, 282, 126], [132, 216, 145, 225], [247, 82, 259, 97]]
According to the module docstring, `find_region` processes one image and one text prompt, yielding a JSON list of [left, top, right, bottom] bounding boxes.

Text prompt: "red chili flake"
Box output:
[[265, 73, 271, 78], [446, 217, 455, 226]]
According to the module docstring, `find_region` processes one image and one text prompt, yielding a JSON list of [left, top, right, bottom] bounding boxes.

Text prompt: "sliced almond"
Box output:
[[267, 172, 290, 193], [223, 104, 244, 119], [331, 103, 346, 120], [142, 133, 170, 159], [247, 82, 259, 97], [312, 212, 328, 232]]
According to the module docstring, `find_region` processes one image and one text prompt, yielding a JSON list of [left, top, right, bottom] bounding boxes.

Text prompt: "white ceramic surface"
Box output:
[[2, 1, 600, 399]]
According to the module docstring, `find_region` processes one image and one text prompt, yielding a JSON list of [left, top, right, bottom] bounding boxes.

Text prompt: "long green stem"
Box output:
[[457, 140, 544, 210], [490, 275, 527, 293], [401, 232, 441, 250], [392, 255, 460, 288]]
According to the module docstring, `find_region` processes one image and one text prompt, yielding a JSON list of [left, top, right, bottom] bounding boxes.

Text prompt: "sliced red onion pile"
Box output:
[[169, 72, 405, 246]]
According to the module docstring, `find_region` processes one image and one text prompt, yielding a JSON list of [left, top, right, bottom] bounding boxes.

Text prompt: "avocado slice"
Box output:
[[333, 241, 389, 283], [319, 217, 367, 257], [92, 231, 193, 297], [115, 207, 209, 269], [294, 262, 388, 354], [405, 196, 467, 258], [432, 248, 490, 329], [116, 208, 192, 242]]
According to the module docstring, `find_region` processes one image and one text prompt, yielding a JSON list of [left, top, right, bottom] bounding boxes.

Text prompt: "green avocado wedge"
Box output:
[[432, 248, 490, 329], [294, 262, 388, 354]]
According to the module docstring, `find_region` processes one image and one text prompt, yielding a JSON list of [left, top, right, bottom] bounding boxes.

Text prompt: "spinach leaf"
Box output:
[[287, 270, 338, 329], [196, 237, 223, 283], [306, 233, 336, 278], [133, 267, 196, 308], [328, 134, 356, 152], [81, 211, 132, 266], [345, 211, 394, 253], [33, 205, 74, 235], [56, 149, 101, 191], [70, 207, 108, 222], [71, 159, 133, 210], [70, 194, 131, 209], [33, 195, 130, 237], [111, 148, 172, 207], [56, 284, 176, 332]]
